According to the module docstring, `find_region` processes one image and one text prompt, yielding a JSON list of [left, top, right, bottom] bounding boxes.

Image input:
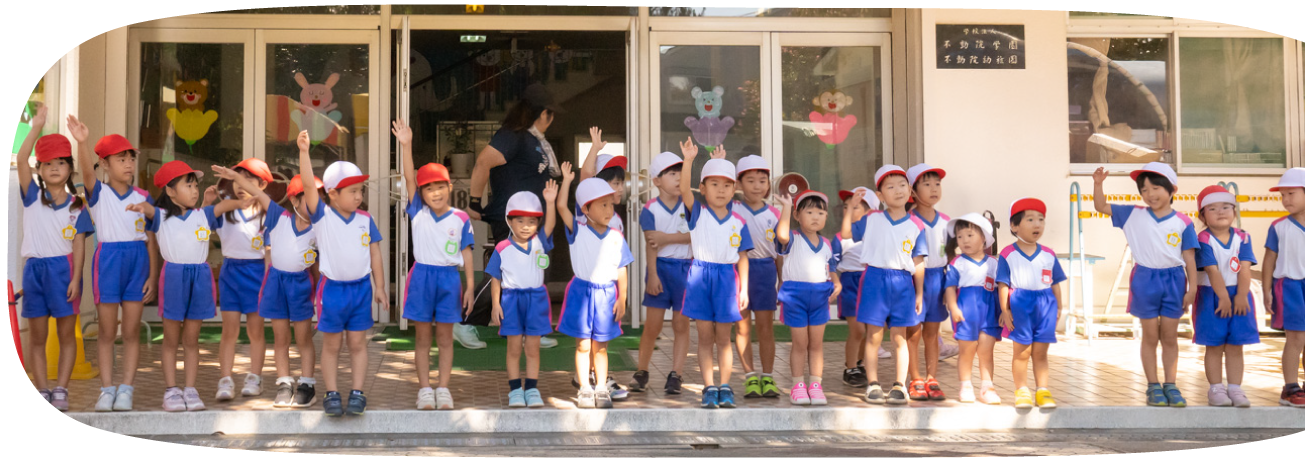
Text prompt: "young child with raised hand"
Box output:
[[1264, 168, 1305, 407], [680, 139, 753, 409], [16, 106, 94, 411], [997, 198, 1065, 409], [394, 120, 476, 411], [836, 187, 885, 389], [732, 154, 781, 399], [632, 151, 693, 395], [487, 185, 558, 409], [943, 213, 1002, 404], [556, 161, 633, 409], [1093, 162, 1197, 407], [296, 130, 389, 417], [128, 160, 255, 412], [576, 126, 631, 397], [905, 163, 951, 401], [1191, 185, 1257, 407], [774, 190, 841, 406], [841, 166, 929, 405]]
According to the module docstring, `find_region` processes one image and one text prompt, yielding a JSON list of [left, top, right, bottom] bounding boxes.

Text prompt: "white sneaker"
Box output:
[[878, 347, 892, 359], [938, 339, 960, 360], [416, 387, 436, 410], [577, 387, 596, 409], [959, 383, 977, 403], [452, 324, 487, 349], [435, 387, 455, 410], [95, 386, 117, 412], [242, 373, 262, 397], [215, 376, 235, 401], [113, 384, 134, 411], [539, 336, 558, 349]]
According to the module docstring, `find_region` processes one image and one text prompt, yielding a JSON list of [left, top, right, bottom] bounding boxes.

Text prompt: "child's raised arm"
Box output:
[[679, 137, 698, 211], [775, 193, 793, 246], [840, 190, 865, 240], [1091, 167, 1111, 215], [213, 197, 258, 217], [16, 106, 48, 190], [211, 165, 272, 210], [66, 113, 98, 193], [392, 119, 417, 199], [296, 130, 319, 216], [580, 126, 606, 180], [556, 161, 576, 232], [542, 179, 559, 239]]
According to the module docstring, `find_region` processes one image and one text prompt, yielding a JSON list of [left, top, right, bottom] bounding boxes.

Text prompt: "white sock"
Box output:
[[1228, 384, 1241, 390], [298, 377, 316, 386], [762, 372, 773, 379], [809, 376, 823, 385], [746, 372, 757, 379]]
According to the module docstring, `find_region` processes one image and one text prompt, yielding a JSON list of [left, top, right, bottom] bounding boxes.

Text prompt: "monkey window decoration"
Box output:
[[808, 90, 858, 148]]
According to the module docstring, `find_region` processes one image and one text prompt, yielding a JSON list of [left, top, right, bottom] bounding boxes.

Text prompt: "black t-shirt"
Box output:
[[484, 127, 552, 222]]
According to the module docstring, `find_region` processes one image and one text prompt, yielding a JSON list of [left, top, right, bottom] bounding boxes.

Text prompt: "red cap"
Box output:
[[94, 134, 137, 159], [286, 175, 323, 197], [1197, 185, 1237, 210], [234, 158, 274, 183], [34, 134, 72, 163], [1009, 197, 1046, 218], [153, 160, 204, 188], [416, 163, 451, 187]]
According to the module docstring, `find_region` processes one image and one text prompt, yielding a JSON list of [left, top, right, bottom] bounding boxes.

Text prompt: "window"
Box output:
[[393, 5, 634, 15], [1179, 37, 1286, 168], [1067, 38, 1170, 164], [651, 8, 890, 17], [213, 6, 379, 14]]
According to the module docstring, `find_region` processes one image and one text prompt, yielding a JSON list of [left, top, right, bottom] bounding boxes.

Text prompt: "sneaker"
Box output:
[[864, 383, 885, 404], [39, 389, 52, 404], [273, 377, 295, 408], [571, 370, 599, 389], [346, 390, 367, 415], [1036, 388, 1057, 409], [525, 388, 545, 408], [113, 385, 137, 411], [718, 385, 737, 408], [595, 389, 614, 409], [183, 387, 206, 411], [887, 384, 909, 405], [808, 382, 827, 406], [416, 387, 437, 410], [790, 383, 811, 405], [577, 387, 596, 409], [743, 375, 762, 398], [323, 391, 344, 417], [908, 378, 929, 401], [539, 336, 558, 349], [95, 386, 117, 412], [215, 376, 235, 401], [959, 384, 976, 403], [605, 377, 629, 401], [1207, 384, 1232, 407], [162, 387, 186, 412], [878, 347, 892, 359], [508, 388, 526, 408], [50, 387, 70, 411], [630, 370, 650, 392], [700, 386, 719, 409], [1228, 385, 1251, 408], [664, 371, 683, 395], [1163, 384, 1186, 408], [292, 383, 317, 408], [1146, 383, 1168, 407], [925, 376, 946, 401], [843, 367, 869, 388], [435, 387, 454, 410], [938, 340, 960, 360], [1014, 387, 1034, 409], [242, 373, 262, 397], [760, 376, 781, 398], [452, 323, 487, 349], [1278, 385, 1305, 407], [980, 386, 1002, 405]]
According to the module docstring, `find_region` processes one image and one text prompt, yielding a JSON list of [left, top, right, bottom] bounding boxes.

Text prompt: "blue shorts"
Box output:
[[1193, 285, 1260, 346], [951, 286, 1002, 342], [746, 258, 778, 311], [557, 278, 622, 342], [643, 257, 691, 311], [402, 264, 463, 324], [682, 261, 742, 324], [921, 267, 949, 324], [499, 287, 553, 337], [22, 255, 78, 319], [1006, 288, 1058, 345], [258, 267, 315, 322], [1272, 277, 1305, 332], [315, 275, 374, 333], [856, 266, 917, 328], [838, 271, 862, 319], [219, 258, 263, 314], [1128, 265, 1187, 320], [778, 281, 834, 328], [159, 262, 216, 321], [92, 241, 149, 304]]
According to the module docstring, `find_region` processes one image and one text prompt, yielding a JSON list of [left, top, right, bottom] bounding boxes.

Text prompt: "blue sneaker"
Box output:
[[1145, 383, 1167, 407], [718, 384, 737, 408], [1163, 383, 1186, 408], [346, 390, 367, 416], [323, 391, 344, 417], [701, 386, 719, 409]]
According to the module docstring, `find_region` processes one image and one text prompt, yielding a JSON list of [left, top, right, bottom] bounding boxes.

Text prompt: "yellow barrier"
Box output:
[[1078, 210, 1288, 219], [41, 315, 98, 380], [1070, 194, 1280, 203]]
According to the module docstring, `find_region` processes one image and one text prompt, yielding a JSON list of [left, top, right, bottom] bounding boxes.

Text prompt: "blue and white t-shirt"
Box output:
[[850, 210, 929, 271], [1265, 216, 1305, 280], [263, 202, 316, 273], [565, 219, 633, 284], [687, 200, 754, 265], [776, 232, 840, 283], [639, 197, 692, 260], [945, 254, 998, 292], [215, 208, 265, 260], [310, 199, 382, 281], [835, 233, 864, 273], [1196, 228, 1256, 287], [407, 195, 474, 267], [732, 200, 780, 260], [1110, 204, 1198, 269], [917, 210, 952, 269], [996, 244, 1067, 291], [20, 181, 94, 259], [86, 180, 152, 243], [486, 233, 554, 289], [147, 206, 219, 265]]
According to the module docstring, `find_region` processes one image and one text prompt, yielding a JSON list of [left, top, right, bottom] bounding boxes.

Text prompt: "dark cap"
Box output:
[[521, 83, 564, 113]]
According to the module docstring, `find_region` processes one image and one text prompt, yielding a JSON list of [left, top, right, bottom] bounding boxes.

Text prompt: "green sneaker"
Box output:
[[760, 376, 781, 398], [743, 376, 762, 398], [1145, 383, 1168, 407]]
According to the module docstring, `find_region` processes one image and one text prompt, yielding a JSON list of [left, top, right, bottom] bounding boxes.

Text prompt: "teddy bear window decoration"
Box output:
[[683, 85, 735, 152], [166, 79, 220, 154]]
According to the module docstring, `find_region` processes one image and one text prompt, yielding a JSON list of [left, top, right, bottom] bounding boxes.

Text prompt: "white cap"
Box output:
[[576, 178, 617, 209], [649, 151, 683, 177], [701, 159, 737, 183], [735, 155, 769, 178], [906, 163, 947, 187], [839, 186, 879, 209], [505, 191, 544, 217], [323, 161, 369, 191], [1271, 167, 1305, 192], [946, 212, 995, 249], [595, 153, 627, 172], [1130, 161, 1178, 190], [874, 164, 908, 189], [793, 190, 828, 207]]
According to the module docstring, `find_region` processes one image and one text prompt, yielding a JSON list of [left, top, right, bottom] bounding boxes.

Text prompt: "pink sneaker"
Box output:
[[162, 387, 186, 412], [789, 383, 811, 405], [808, 382, 827, 406]]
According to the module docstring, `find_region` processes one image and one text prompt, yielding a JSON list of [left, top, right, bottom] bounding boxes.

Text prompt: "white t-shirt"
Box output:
[[996, 244, 1066, 291], [732, 200, 780, 260], [1110, 204, 1198, 269], [916, 210, 952, 269], [215, 208, 266, 260], [20, 181, 94, 259], [850, 210, 929, 271], [1266, 216, 1305, 280], [687, 200, 754, 265], [486, 234, 554, 289], [776, 232, 840, 283], [263, 202, 316, 273], [310, 199, 381, 281], [407, 195, 474, 267], [565, 218, 633, 283], [945, 254, 998, 291], [835, 233, 865, 273], [1196, 228, 1256, 287], [86, 180, 151, 243], [147, 205, 219, 265], [639, 197, 692, 260]]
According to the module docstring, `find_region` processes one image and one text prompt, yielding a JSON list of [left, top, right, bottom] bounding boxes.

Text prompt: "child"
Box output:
[[1192, 185, 1257, 407], [296, 130, 389, 417], [996, 198, 1065, 409], [944, 213, 1002, 404], [732, 154, 781, 399], [556, 162, 633, 409], [840, 166, 928, 405], [16, 107, 94, 411], [127, 160, 254, 412], [774, 191, 841, 406], [1093, 162, 1197, 407], [213, 167, 320, 408], [905, 163, 950, 401], [836, 187, 886, 389], [69, 115, 155, 412], [208, 158, 273, 400], [487, 187, 558, 409], [632, 151, 693, 395], [1264, 167, 1305, 407], [575, 126, 630, 398], [394, 120, 476, 411], [680, 140, 753, 409]]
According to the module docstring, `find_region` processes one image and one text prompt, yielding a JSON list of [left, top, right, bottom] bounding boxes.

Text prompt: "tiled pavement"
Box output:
[[36, 323, 1300, 413]]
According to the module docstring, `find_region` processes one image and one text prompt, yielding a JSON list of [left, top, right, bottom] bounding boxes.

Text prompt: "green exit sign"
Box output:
[[460, 35, 487, 43]]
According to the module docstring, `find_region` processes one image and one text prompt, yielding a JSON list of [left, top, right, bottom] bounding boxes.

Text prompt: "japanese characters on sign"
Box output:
[[936, 24, 1025, 70]]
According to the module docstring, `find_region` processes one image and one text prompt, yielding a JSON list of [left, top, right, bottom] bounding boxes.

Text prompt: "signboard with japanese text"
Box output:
[[936, 24, 1025, 69]]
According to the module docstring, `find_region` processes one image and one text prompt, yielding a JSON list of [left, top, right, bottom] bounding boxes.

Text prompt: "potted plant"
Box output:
[[441, 122, 474, 178]]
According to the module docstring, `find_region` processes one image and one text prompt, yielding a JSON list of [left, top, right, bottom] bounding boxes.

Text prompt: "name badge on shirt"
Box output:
[[251, 236, 264, 251], [445, 240, 459, 255], [535, 251, 550, 269], [195, 227, 211, 241], [304, 249, 317, 265], [135, 218, 146, 232], [61, 225, 76, 241], [1041, 269, 1052, 285], [1230, 257, 1241, 273], [984, 276, 995, 292], [1166, 232, 1180, 248]]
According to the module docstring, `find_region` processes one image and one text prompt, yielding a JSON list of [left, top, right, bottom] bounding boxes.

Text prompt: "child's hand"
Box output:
[[203, 185, 219, 206], [296, 130, 311, 152], [542, 179, 559, 203], [588, 126, 606, 152], [391, 119, 413, 146], [1182, 289, 1196, 313], [210, 165, 239, 180], [463, 287, 475, 317], [952, 310, 965, 324], [1092, 167, 1108, 185], [645, 230, 666, 249], [614, 297, 626, 322], [125, 202, 151, 214], [710, 145, 727, 160], [491, 304, 503, 327], [66, 280, 80, 303], [1215, 296, 1232, 318], [830, 281, 842, 304], [560, 161, 575, 184], [776, 193, 793, 207], [142, 278, 157, 304], [999, 309, 1014, 331], [738, 286, 749, 311], [915, 296, 924, 315], [848, 190, 866, 208], [1234, 294, 1251, 316], [66, 114, 88, 143], [679, 137, 698, 162], [374, 285, 390, 311], [1263, 292, 1273, 314], [30, 106, 47, 133], [646, 274, 663, 296]]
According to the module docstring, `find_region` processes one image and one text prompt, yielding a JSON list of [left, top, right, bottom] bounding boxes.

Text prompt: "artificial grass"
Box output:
[[378, 324, 643, 372]]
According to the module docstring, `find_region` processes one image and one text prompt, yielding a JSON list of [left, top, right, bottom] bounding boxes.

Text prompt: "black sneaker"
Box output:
[[273, 381, 294, 408], [843, 367, 869, 388], [323, 391, 344, 417], [629, 370, 650, 392], [346, 390, 367, 416], [664, 371, 683, 395], [292, 383, 316, 408]]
